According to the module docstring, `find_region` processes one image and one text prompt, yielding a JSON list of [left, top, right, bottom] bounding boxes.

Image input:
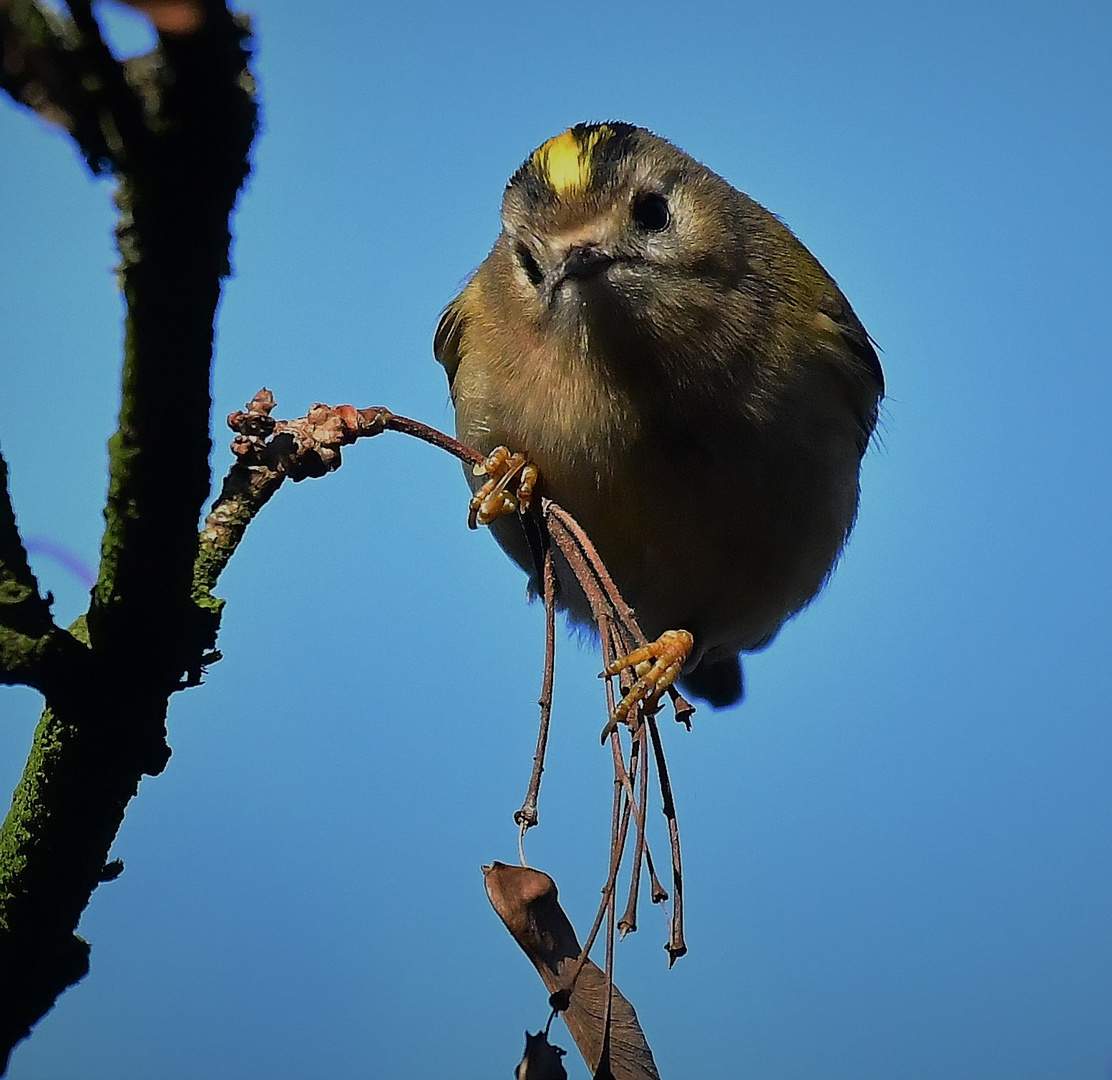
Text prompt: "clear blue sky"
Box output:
[[2, 1, 1111, 1077]]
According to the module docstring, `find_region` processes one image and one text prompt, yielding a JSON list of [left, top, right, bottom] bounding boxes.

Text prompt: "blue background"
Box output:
[[2, 1, 1111, 1077]]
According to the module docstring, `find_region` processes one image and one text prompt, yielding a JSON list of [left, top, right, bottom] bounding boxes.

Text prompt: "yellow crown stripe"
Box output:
[[533, 125, 613, 194]]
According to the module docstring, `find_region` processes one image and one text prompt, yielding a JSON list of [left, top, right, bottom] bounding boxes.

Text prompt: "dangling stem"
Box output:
[[514, 540, 557, 848]]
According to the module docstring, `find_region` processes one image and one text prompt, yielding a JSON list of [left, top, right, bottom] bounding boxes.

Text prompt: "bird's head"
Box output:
[[492, 123, 751, 363]]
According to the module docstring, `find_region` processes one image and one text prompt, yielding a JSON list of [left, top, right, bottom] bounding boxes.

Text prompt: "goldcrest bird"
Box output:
[[434, 123, 882, 710]]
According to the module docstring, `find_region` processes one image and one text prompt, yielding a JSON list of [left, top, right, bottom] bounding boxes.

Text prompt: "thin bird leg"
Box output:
[[646, 712, 687, 965], [515, 541, 558, 851]]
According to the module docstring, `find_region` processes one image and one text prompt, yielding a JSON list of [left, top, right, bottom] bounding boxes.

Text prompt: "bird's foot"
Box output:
[[468, 447, 539, 529], [600, 630, 694, 739]]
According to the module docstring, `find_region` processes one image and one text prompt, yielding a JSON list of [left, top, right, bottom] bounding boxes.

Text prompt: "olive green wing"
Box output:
[[816, 293, 884, 455], [433, 296, 468, 395]]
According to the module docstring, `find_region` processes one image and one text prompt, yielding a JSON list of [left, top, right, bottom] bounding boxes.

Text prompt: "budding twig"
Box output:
[[199, 392, 692, 966], [196, 391, 687, 1077]]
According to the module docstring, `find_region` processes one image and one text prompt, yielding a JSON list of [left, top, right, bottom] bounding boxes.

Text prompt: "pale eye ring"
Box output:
[[631, 192, 671, 232], [516, 242, 544, 286]]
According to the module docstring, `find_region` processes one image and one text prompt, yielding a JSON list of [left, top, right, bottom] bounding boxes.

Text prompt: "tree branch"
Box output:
[[0, 447, 67, 687], [0, 446, 90, 698], [193, 393, 477, 607], [0, 5, 255, 1068], [87, 3, 256, 715], [0, 0, 117, 170]]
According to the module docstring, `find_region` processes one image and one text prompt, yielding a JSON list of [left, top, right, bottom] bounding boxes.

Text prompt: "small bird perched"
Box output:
[[435, 123, 882, 711]]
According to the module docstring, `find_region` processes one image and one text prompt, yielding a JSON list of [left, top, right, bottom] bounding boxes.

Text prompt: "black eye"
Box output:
[[631, 192, 671, 232], [516, 242, 544, 286]]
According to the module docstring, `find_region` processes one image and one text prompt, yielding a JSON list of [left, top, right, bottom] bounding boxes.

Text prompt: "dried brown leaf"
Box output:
[[484, 863, 661, 1080]]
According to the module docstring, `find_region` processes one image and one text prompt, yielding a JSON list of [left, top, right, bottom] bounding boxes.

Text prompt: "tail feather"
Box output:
[[679, 654, 744, 709]]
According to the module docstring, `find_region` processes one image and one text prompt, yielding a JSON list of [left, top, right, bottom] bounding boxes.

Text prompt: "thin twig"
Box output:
[[645, 712, 686, 965], [610, 715, 665, 932], [546, 504, 694, 726], [596, 864, 617, 1080], [593, 723, 625, 1080], [640, 726, 669, 907], [515, 541, 557, 845], [196, 398, 693, 975], [610, 726, 653, 853], [545, 505, 644, 652], [618, 734, 646, 936], [0, 447, 82, 690], [561, 761, 633, 1000], [64, 0, 146, 164], [380, 411, 484, 468], [558, 618, 643, 1004], [600, 621, 667, 908]]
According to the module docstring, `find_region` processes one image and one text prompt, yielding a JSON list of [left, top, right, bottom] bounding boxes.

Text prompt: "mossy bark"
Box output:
[[0, 3, 257, 1069]]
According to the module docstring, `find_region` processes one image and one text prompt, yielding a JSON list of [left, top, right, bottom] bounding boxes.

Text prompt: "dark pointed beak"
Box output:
[[559, 245, 615, 281]]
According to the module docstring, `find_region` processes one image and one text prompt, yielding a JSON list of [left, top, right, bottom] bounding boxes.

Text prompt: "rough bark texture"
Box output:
[[0, 2, 256, 1068]]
